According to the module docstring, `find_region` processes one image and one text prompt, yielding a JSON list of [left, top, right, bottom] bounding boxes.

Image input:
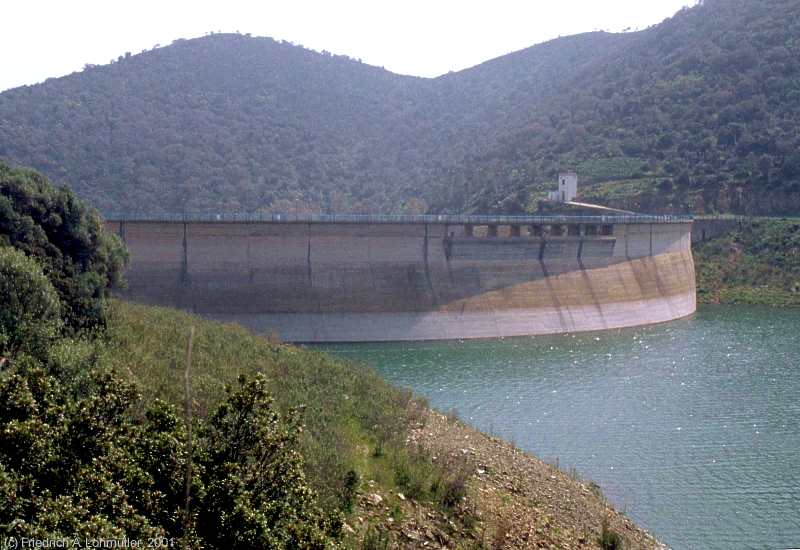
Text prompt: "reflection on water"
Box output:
[[318, 306, 800, 550]]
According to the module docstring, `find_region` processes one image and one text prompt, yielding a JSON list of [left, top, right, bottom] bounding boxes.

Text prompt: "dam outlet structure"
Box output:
[[105, 213, 696, 342]]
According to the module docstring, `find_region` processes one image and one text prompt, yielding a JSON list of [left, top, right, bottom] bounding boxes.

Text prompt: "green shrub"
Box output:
[[195, 374, 341, 548], [361, 524, 390, 550], [341, 469, 360, 512], [0, 365, 340, 549], [437, 470, 469, 509], [694, 220, 800, 306], [0, 247, 62, 357], [100, 301, 439, 513], [599, 516, 624, 550], [0, 161, 127, 333]]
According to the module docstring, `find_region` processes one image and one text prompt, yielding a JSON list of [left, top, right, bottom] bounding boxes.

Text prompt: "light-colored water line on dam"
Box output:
[[105, 217, 696, 342]]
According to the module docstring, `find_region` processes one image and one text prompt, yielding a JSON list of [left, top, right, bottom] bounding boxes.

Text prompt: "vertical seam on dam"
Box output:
[[367, 229, 378, 288], [625, 227, 630, 260], [246, 224, 253, 283], [422, 224, 438, 305], [443, 223, 456, 284], [576, 238, 609, 329], [651, 257, 676, 318], [443, 230, 456, 284], [180, 222, 191, 312], [538, 243, 569, 331], [628, 258, 649, 307], [579, 268, 610, 329], [181, 222, 188, 284], [306, 223, 312, 285]]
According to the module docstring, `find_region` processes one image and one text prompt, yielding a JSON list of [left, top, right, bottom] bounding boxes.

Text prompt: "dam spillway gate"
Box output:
[[104, 214, 696, 342]]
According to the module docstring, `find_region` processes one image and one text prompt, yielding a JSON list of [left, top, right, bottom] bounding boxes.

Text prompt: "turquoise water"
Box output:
[[320, 306, 800, 550]]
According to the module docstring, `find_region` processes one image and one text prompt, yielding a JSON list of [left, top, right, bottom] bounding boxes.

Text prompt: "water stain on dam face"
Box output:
[[105, 217, 696, 342]]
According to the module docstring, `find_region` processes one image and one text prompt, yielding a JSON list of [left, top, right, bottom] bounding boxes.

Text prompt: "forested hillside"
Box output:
[[1, 0, 799, 215], [464, 0, 800, 215], [0, 37, 434, 213]]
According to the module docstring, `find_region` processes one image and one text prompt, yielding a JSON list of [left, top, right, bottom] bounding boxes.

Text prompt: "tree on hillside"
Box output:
[[0, 161, 127, 333], [2, 2, 800, 214], [0, 162, 339, 548], [0, 246, 62, 358], [0, 369, 340, 549]]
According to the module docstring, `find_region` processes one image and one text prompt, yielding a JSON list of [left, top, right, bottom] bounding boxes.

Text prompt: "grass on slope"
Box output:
[[99, 300, 459, 518], [579, 178, 662, 203], [694, 220, 800, 306], [575, 157, 648, 183]]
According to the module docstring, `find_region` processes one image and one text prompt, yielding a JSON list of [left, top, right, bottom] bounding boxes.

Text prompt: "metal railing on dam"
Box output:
[[102, 212, 693, 225]]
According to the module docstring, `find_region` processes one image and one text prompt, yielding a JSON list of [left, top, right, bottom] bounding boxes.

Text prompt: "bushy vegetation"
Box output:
[[694, 219, 800, 305], [0, 165, 465, 546], [0, 161, 127, 332], [2, 0, 799, 215], [101, 301, 460, 517], [598, 516, 623, 550], [0, 165, 341, 548], [0, 366, 339, 548], [0, 166, 347, 546], [0, 247, 61, 357]]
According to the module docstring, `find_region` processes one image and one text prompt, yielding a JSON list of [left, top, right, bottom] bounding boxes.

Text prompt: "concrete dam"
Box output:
[[105, 214, 696, 342]]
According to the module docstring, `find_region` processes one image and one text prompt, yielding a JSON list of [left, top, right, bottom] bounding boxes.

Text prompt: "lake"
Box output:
[[320, 305, 800, 550]]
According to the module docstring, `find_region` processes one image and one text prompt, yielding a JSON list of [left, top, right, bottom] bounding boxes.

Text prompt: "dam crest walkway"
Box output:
[[103, 212, 692, 225]]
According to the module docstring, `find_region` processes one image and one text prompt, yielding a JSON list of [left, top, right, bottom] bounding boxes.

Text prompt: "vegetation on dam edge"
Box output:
[[694, 219, 800, 306]]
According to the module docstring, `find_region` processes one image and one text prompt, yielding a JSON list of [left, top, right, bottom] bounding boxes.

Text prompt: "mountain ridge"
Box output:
[[1, 0, 799, 214]]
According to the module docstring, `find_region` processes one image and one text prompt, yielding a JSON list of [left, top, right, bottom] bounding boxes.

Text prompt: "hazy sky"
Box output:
[[1, 0, 697, 92]]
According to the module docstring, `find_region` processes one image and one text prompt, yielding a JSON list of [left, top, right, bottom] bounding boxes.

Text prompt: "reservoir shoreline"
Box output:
[[323, 305, 800, 549]]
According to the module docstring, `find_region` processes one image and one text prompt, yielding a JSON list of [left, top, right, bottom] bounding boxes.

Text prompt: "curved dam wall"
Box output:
[[105, 217, 696, 342]]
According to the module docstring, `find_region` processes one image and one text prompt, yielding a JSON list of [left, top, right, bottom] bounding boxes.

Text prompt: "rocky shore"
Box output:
[[350, 410, 665, 549]]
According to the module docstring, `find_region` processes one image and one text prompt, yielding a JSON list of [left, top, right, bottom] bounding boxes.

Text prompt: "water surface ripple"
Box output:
[[320, 305, 800, 550]]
